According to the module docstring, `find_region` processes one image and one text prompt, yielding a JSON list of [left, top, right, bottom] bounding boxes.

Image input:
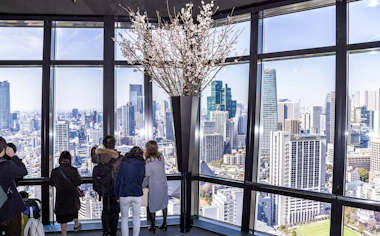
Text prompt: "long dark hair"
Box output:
[[124, 146, 145, 162], [59, 151, 72, 165], [145, 140, 162, 162]]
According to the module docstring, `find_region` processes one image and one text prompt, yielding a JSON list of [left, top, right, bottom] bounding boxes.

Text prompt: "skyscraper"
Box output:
[[301, 112, 311, 130], [0, 81, 10, 129], [311, 106, 323, 134], [72, 109, 79, 118], [129, 84, 143, 114], [207, 81, 237, 119], [284, 119, 300, 134], [330, 93, 351, 144], [161, 100, 169, 117], [325, 92, 332, 143], [270, 131, 326, 226], [165, 111, 174, 141], [277, 100, 300, 126], [55, 121, 69, 156], [122, 103, 135, 136], [204, 134, 224, 162], [261, 68, 278, 158], [213, 111, 229, 136], [207, 81, 223, 119]]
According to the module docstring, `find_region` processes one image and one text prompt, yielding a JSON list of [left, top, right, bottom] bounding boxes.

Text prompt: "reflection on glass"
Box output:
[[54, 27, 103, 60], [263, 6, 335, 53], [258, 56, 336, 194], [0, 26, 43, 60], [343, 207, 377, 236], [255, 191, 331, 235], [153, 84, 178, 174], [345, 52, 380, 203], [0, 68, 42, 178], [115, 68, 145, 153], [199, 64, 249, 180], [349, 0, 380, 44], [199, 182, 243, 226], [53, 68, 103, 178]]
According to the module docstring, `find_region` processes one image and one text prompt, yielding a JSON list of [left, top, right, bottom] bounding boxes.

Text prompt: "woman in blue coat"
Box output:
[[114, 146, 145, 236], [143, 141, 169, 232]]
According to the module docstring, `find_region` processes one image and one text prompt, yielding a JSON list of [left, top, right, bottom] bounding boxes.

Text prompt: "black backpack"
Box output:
[[93, 159, 117, 200], [23, 199, 42, 220]]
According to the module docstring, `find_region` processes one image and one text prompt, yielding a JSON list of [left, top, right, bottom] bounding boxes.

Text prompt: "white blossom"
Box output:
[[115, 1, 243, 96]]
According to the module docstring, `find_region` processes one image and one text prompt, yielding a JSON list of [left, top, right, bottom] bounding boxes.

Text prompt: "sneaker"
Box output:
[[73, 222, 82, 232]]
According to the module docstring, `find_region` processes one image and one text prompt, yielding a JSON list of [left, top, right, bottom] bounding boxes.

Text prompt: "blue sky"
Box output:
[[0, 0, 379, 111]]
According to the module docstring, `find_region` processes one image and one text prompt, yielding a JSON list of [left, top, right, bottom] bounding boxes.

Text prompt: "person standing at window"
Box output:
[[143, 140, 169, 232], [91, 135, 123, 236], [0, 136, 28, 236], [114, 147, 145, 236], [50, 151, 82, 236]]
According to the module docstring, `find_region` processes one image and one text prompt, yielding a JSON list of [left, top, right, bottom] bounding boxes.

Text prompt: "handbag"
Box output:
[[58, 167, 84, 198], [141, 188, 149, 207]]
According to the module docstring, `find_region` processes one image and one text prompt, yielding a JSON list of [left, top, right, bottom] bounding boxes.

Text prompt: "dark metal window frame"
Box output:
[[1, 0, 380, 235]]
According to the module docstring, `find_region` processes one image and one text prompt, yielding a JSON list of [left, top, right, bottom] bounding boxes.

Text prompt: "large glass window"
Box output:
[[349, 0, 380, 44], [153, 84, 178, 174], [53, 68, 103, 177], [54, 22, 104, 60], [0, 68, 42, 178], [115, 68, 145, 152], [345, 51, 380, 200], [255, 191, 331, 235], [263, 6, 335, 53], [199, 182, 243, 226], [200, 64, 249, 181], [258, 56, 336, 194], [0, 21, 43, 60]]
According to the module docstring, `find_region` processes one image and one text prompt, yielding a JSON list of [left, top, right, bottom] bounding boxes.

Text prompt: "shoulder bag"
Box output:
[[58, 167, 84, 198]]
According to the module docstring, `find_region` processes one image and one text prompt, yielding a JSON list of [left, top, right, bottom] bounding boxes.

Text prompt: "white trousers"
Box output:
[[120, 196, 142, 236]]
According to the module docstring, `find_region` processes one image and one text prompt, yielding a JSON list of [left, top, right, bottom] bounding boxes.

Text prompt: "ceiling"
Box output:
[[0, 0, 272, 17]]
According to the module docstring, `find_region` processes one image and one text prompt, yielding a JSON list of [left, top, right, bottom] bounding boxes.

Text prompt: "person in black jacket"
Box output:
[[50, 151, 83, 236], [0, 136, 28, 236]]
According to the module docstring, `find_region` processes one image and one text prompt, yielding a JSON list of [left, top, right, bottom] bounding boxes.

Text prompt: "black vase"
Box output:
[[170, 96, 199, 233], [170, 96, 200, 173]]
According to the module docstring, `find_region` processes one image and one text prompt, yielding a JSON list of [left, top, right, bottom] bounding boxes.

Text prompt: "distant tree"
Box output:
[[358, 168, 369, 182], [291, 230, 297, 236], [358, 225, 364, 233]]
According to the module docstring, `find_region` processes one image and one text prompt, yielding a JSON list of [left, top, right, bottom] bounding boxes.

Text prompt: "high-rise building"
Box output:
[[55, 121, 69, 156], [72, 109, 79, 118], [311, 106, 323, 134], [203, 121, 216, 135], [277, 100, 300, 126], [207, 81, 223, 120], [355, 90, 377, 111], [207, 81, 237, 119], [224, 118, 238, 153], [261, 68, 278, 158], [301, 112, 311, 130], [359, 106, 374, 148], [88, 129, 101, 145], [325, 92, 333, 143], [122, 103, 135, 136], [284, 119, 300, 134], [0, 81, 10, 129], [270, 131, 326, 226], [210, 186, 243, 226], [213, 111, 229, 136], [129, 84, 143, 114], [161, 100, 169, 117], [278, 122, 283, 131], [204, 134, 224, 162], [320, 114, 326, 135], [165, 111, 174, 141], [374, 110, 380, 137], [370, 137, 380, 176], [238, 114, 247, 135]]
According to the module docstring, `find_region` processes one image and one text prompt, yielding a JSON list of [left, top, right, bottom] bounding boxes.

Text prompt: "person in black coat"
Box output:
[[0, 136, 28, 236], [50, 151, 83, 236]]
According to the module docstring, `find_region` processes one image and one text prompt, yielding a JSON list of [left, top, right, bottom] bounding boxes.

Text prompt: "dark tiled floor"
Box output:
[[47, 226, 223, 236]]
